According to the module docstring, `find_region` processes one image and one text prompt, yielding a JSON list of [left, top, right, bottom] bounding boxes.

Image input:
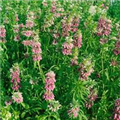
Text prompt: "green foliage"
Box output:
[[0, 0, 120, 120]]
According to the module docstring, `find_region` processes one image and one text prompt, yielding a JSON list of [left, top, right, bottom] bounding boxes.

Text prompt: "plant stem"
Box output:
[[37, 61, 45, 83]]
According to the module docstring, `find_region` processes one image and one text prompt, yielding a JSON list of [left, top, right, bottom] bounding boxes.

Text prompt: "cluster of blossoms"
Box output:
[[51, 1, 56, 13], [12, 92, 23, 103], [13, 14, 23, 41], [22, 11, 35, 37], [13, 24, 20, 41], [78, 57, 94, 80], [22, 40, 33, 46], [25, 19, 34, 29], [68, 104, 79, 119], [110, 59, 118, 67], [50, 1, 64, 19], [114, 41, 120, 55], [97, 17, 111, 44], [73, 30, 82, 48], [31, 34, 42, 62], [22, 11, 42, 62], [85, 88, 97, 109], [10, 64, 20, 91], [70, 47, 79, 66], [42, 9, 55, 30], [71, 17, 80, 33], [113, 98, 120, 120], [71, 29, 82, 65], [62, 17, 72, 37], [22, 33, 42, 61], [10, 64, 23, 104], [99, 38, 108, 44], [52, 31, 60, 45], [62, 37, 74, 55], [62, 16, 82, 65], [5, 99, 12, 106], [22, 33, 42, 62], [43, 71, 56, 101], [48, 100, 61, 112], [44, 0, 64, 18], [0, 25, 6, 42], [62, 15, 80, 37]]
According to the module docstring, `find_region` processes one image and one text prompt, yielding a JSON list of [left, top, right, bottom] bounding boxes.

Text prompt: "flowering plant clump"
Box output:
[[113, 99, 120, 120], [68, 104, 79, 119], [85, 88, 97, 109], [78, 57, 94, 80], [43, 71, 56, 101], [10, 64, 20, 91], [0, 25, 6, 43], [12, 92, 23, 104], [1, 0, 120, 120]]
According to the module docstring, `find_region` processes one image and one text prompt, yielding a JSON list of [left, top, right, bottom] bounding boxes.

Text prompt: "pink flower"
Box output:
[[51, 1, 56, 13], [43, 90, 54, 101], [114, 99, 120, 120], [46, 71, 55, 79], [53, 33, 60, 39], [23, 30, 33, 37], [101, 4, 104, 7], [15, 14, 19, 22], [32, 54, 42, 61], [32, 41, 42, 62], [116, 41, 120, 48], [99, 38, 107, 44], [12, 92, 23, 103], [114, 40, 120, 55], [26, 20, 34, 28], [114, 49, 120, 56], [22, 40, 33, 46], [62, 42, 74, 55], [10, 65, 20, 91], [27, 12, 35, 20], [19, 23, 24, 28], [5, 100, 12, 106], [51, 6, 56, 13], [71, 17, 80, 33], [74, 31, 82, 48], [52, 40, 58, 45], [68, 106, 79, 118], [78, 58, 94, 80], [45, 71, 56, 85], [43, 71, 56, 101], [45, 82, 55, 91], [85, 88, 97, 109], [0, 26, 6, 38], [110, 60, 118, 66], [32, 42, 42, 54], [62, 17, 72, 37], [13, 25, 19, 33], [14, 35, 20, 41], [97, 18, 111, 37], [71, 58, 78, 66]]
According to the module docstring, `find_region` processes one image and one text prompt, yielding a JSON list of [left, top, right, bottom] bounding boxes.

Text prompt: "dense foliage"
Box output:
[[0, 0, 120, 120]]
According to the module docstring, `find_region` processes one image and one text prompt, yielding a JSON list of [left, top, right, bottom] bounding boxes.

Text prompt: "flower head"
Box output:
[[68, 104, 79, 118], [12, 92, 23, 103]]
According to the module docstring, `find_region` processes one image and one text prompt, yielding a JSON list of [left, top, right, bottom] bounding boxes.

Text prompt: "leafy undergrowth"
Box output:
[[0, 0, 120, 120]]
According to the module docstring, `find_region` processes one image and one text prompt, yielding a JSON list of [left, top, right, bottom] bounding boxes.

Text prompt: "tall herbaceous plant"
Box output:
[[0, 0, 120, 120]]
